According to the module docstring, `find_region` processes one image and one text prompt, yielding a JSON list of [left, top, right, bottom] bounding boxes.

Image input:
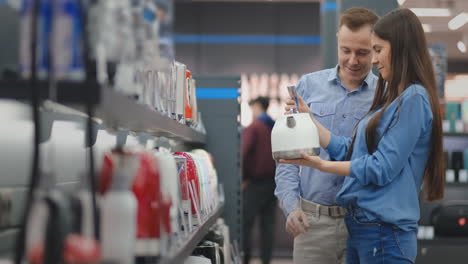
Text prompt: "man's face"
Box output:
[[337, 25, 373, 84], [251, 102, 264, 120]]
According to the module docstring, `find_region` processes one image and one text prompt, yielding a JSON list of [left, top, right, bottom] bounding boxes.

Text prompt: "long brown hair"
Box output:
[[349, 8, 444, 201]]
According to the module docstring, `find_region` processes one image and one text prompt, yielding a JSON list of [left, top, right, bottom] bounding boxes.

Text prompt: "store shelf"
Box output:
[[70, 87, 206, 144], [443, 132, 468, 137], [159, 203, 224, 264], [0, 80, 206, 144], [0, 79, 101, 104], [445, 182, 468, 187], [418, 236, 468, 246]]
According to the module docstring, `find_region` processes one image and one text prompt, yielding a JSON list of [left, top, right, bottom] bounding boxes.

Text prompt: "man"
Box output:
[[275, 8, 379, 264], [242, 96, 276, 264]]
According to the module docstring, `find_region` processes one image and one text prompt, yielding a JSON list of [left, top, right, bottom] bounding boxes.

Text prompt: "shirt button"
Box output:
[[347, 93, 352, 97], [342, 114, 347, 118], [320, 111, 324, 115]]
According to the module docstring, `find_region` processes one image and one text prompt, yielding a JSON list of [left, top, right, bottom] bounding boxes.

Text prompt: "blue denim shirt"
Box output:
[[275, 66, 377, 216], [326, 84, 433, 231]]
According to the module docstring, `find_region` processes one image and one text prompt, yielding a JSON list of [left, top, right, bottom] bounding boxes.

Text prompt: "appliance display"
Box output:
[[2, 0, 230, 262], [95, 145, 222, 261]]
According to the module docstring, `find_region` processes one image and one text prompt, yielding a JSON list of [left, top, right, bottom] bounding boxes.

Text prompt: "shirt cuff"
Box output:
[[325, 133, 341, 160], [281, 196, 301, 217]]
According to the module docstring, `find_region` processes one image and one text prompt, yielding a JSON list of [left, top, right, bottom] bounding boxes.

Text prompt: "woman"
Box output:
[[280, 8, 444, 263]]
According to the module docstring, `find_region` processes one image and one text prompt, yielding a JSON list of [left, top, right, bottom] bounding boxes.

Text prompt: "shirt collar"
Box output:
[[330, 64, 376, 92], [362, 70, 377, 91], [327, 65, 340, 82]]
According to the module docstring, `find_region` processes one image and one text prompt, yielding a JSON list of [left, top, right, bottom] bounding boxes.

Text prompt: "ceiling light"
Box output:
[[457, 41, 467, 53], [422, 24, 432, 33], [410, 8, 451, 17], [448, 12, 468, 30], [397, 0, 406, 5]]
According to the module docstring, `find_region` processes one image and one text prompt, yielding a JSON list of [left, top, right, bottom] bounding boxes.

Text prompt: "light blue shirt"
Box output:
[[275, 66, 377, 216], [326, 84, 433, 231]]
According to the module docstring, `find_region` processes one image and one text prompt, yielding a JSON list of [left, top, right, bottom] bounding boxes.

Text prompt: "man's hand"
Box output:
[[286, 209, 310, 237], [284, 95, 317, 123], [284, 95, 312, 115]]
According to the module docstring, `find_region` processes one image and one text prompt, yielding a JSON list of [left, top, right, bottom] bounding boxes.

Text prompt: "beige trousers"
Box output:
[[293, 200, 348, 264]]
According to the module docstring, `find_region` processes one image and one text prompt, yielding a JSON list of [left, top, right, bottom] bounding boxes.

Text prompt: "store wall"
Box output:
[[174, 1, 322, 76], [448, 61, 468, 74]]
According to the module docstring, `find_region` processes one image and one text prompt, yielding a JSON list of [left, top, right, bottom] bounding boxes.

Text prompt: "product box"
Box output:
[[464, 149, 468, 171], [462, 101, 468, 122], [459, 170, 468, 183], [446, 169, 455, 183], [446, 102, 460, 133]]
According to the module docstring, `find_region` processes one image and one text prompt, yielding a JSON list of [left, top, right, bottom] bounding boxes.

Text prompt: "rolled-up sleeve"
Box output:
[[325, 133, 352, 161]]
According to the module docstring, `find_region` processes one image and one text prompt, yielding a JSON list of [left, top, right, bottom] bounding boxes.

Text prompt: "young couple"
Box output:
[[276, 7, 444, 264]]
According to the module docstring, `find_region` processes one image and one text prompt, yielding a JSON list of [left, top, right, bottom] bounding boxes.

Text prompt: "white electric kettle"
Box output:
[[271, 86, 320, 160]]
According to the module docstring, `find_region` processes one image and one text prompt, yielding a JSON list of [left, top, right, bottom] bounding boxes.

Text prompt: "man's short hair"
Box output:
[[339, 8, 379, 31], [249, 96, 270, 111]]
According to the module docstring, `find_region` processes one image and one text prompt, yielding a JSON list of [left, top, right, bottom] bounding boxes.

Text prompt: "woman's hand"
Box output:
[[284, 95, 313, 115], [278, 152, 325, 170], [279, 152, 351, 176]]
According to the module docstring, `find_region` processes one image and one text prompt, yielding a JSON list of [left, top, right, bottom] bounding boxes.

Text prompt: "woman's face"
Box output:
[[371, 33, 392, 81]]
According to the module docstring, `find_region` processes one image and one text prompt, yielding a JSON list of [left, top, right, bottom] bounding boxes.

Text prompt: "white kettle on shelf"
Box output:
[[271, 86, 320, 160]]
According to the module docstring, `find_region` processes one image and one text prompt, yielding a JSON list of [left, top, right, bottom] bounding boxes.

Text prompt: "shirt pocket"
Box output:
[[353, 109, 368, 121], [310, 102, 336, 129], [341, 108, 369, 137]]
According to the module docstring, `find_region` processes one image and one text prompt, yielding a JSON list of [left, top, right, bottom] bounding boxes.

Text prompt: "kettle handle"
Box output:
[[287, 86, 299, 114]]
